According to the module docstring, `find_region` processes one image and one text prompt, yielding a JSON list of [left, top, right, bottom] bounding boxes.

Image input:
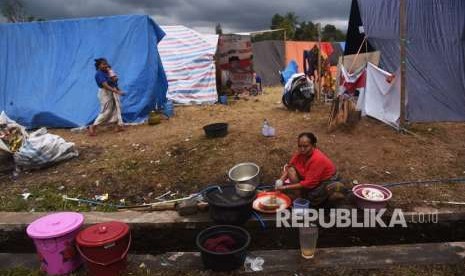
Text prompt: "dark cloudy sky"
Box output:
[[0, 0, 352, 33]]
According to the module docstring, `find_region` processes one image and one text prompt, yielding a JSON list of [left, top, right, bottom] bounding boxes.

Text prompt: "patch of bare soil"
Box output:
[[1, 87, 465, 211]]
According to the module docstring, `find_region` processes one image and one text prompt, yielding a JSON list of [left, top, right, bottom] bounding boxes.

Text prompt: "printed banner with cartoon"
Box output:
[[218, 34, 256, 95]]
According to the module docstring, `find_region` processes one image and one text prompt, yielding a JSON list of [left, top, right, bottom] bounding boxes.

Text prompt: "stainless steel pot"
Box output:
[[228, 163, 260, 185], [235, 183, 256, 198]]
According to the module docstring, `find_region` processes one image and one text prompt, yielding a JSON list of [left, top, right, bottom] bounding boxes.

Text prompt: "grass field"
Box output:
[[1, 87, 465, 212]]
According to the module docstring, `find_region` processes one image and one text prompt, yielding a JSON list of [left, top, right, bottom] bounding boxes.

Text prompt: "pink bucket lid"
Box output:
[[27, 212, 84, 239]]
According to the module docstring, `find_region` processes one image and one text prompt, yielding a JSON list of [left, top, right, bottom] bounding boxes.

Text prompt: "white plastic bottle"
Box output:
[[262, 119, 269, 136]]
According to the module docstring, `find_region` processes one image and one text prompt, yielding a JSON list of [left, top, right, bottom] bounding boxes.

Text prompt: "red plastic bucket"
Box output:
[[76, 221, 131, 276], [26, 212, 84, 275]]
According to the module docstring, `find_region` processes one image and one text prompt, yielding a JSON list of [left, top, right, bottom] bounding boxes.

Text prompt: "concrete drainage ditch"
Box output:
[[1, 210, 465, 272]]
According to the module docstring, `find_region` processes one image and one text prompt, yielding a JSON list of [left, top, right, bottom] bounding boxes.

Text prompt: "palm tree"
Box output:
[[215, 23, 223, 35], [281, 12, 299, 40], [1, 0, 43, 22]]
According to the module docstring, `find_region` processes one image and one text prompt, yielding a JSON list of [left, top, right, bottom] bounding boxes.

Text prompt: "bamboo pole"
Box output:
[[317, 23, 322, 101], [283, 29, 287, 76]]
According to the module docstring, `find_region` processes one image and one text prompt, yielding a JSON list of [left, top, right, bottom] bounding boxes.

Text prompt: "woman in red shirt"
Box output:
[[276, 132, 340, 206]]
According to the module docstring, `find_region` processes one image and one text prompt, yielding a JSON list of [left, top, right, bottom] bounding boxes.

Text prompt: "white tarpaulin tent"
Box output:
[[158, 25, 219, 105], [357, 63, 401, 129]]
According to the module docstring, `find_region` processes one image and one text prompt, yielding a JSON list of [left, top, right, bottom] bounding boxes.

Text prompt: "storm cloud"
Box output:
[[1, 0, 351, 33]]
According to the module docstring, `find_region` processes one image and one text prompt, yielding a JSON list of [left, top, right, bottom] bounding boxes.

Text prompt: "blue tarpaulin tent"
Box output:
[[0, 15, 168, 128]]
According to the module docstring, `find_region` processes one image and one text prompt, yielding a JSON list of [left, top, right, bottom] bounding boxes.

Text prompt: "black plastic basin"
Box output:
[[203, 123, 228, 138], [196, 225, 251, 271], [204, 185, 255, 225]]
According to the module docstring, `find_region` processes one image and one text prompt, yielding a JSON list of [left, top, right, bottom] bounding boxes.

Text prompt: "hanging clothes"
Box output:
[[357, 63, 401, 129]]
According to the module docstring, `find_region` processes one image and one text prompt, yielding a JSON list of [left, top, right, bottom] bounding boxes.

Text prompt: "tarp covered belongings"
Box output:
[[0, 112, 78, 169], [0, 15, 168, 128], [282, 73, 315, 112]]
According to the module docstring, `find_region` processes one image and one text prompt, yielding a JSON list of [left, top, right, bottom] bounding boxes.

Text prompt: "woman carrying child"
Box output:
[[88, 58, 125, 136]]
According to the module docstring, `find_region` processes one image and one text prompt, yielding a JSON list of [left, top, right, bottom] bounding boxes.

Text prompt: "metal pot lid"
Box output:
[[204, 185, 255, 207], [228, 163, 260, 182]]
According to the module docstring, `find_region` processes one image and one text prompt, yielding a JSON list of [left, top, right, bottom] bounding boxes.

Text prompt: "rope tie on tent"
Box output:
[[364, 36, 369, 65]]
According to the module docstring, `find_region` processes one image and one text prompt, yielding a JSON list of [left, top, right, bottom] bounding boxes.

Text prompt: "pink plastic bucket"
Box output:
[[26, 212, 84, 275], [352, 184, 392, 211]]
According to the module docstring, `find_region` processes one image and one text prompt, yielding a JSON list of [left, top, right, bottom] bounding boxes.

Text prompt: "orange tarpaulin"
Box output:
[[284, 41, 334, 73]]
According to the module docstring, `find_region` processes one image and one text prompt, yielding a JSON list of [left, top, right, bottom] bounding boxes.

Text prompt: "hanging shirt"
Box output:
[[339, 65, 366, 94], [289, 148, 336, 189]]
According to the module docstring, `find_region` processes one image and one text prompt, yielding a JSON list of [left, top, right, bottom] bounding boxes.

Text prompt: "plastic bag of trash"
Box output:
[[14, 128, 79, 169], [244, 255, 264, 272], [0, 111, 28, 153]]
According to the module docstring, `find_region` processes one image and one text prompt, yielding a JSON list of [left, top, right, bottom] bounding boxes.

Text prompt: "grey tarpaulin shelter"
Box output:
[[345, 0, 465, 122], [252, 41, 285, 86]]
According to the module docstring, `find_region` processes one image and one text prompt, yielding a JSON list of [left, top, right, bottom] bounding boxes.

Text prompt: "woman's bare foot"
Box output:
[[115, 125, 124, 132], [88, 125, 96, 136]]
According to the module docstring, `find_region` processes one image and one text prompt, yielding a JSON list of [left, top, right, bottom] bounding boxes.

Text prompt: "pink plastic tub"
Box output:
[[352, 184, 392, 211], [26, 212, 84, 275]]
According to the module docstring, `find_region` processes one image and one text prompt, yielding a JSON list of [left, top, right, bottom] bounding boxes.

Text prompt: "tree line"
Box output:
[[1, 0, 43, 22], [2, 1, 346, 42], [217, 12, 345, 42]]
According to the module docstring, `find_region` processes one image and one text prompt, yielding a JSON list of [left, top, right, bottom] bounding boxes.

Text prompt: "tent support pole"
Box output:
[[282, 29, 287, 72], [399, 0, 407, 130], [317, 23, 322, 101]]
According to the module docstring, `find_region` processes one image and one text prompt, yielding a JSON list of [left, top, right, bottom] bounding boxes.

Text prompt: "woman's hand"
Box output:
[[102, 82, 124, 96], [279, 183, 302, 191], [110, 87, 124, 96], [276, 185, 287, 191], [275, 179, 284, 189]]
